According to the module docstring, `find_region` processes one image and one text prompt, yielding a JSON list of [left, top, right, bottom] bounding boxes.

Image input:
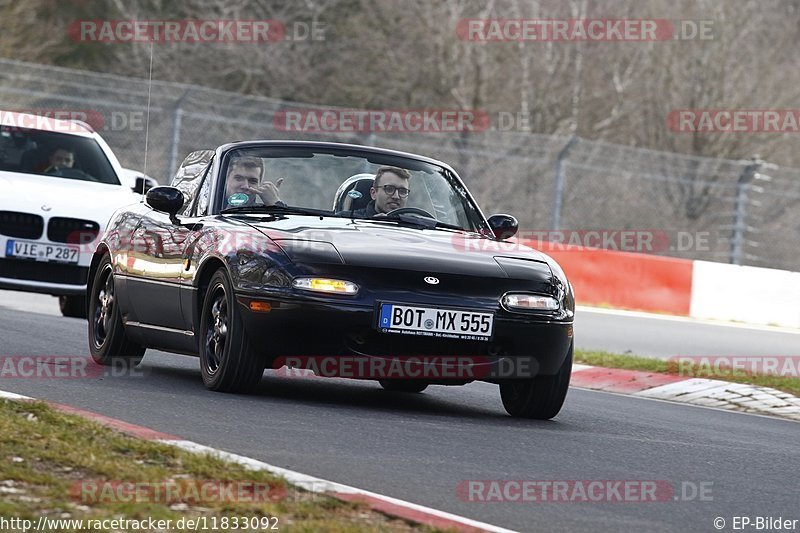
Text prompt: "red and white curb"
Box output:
[[0, 389, 515, 533], [571, 365, 800, 421]]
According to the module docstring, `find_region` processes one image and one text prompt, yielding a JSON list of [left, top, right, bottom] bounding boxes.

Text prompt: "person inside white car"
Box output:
[[41, 147, 93, 181], [43, 147, 75, 173]]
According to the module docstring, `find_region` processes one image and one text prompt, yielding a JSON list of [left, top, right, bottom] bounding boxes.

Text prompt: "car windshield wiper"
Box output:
[[374, 213, 467, 232], [220, 204, 332, 217]]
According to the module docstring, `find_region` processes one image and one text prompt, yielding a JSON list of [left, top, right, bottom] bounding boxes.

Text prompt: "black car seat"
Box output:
[[332, 173, 375, 212], [20, 145, 48, 173]]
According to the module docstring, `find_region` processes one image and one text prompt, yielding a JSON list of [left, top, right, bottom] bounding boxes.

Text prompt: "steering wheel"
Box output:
[[383, 206, 435, 219], [45, 167, 98, 182]]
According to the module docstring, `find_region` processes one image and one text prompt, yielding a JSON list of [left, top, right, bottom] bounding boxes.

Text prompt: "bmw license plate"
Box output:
[[377, 303, 494, 341], [5, 239, 79, 264]]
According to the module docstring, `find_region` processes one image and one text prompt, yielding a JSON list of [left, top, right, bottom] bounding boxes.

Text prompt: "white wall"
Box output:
[[690, 261, 800, 328]]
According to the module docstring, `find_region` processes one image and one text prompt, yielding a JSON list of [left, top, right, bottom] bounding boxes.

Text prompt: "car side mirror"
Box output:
[[487, 214, 518, 240], [146, 186, 184, 222]]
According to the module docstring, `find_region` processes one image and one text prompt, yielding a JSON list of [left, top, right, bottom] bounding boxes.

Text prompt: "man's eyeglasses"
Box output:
[[376, 185, 410, 197]]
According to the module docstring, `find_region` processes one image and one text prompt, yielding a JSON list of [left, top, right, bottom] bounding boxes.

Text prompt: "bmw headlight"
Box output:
[[501, 293, 559, 312], [292, 277, 359, 295]]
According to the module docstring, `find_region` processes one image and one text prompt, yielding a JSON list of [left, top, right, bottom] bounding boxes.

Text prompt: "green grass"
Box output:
[[0, 400, 435, 532], [575, 349, 800, 397]]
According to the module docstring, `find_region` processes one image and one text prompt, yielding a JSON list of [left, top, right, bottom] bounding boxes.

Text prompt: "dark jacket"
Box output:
[[337, 200, 378, 218]]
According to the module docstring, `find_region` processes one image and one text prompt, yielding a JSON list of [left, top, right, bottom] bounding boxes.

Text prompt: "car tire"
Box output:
[[499, 341, 573, 419], [59, 295, 87, 319], [88, 255, 145, 367], [378, 379, 429, 393], [199, 268, 264, 393]]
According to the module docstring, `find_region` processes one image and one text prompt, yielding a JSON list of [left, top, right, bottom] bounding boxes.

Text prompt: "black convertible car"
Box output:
[[87, 141, 575, 418]]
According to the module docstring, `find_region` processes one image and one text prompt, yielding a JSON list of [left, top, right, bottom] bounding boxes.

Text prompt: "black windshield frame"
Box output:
[[212, 144, 491, 234]]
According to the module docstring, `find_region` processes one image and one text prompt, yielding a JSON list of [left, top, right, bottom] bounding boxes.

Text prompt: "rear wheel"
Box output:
[[88, 255, 145, 367], [379, 380, 429, 393], [59, 295, 86, 319], [499, 341, 573, 419], [199, 268, 264, 393]]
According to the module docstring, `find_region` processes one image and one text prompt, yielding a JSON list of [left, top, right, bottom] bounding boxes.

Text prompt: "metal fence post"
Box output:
[[729, 156, 762, 265], [168, 89, 191, 182], [551, 135, 578, 230]]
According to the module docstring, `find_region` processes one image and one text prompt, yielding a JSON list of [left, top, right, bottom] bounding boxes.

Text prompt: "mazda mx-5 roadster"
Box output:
[[87, 141, 575, 419]]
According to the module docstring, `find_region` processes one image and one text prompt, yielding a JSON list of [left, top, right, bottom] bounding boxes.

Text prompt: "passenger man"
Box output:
[[224, 155, 283, 207]]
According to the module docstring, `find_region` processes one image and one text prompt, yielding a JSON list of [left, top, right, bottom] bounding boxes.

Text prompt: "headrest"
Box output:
[[333, 173, 375, 212]]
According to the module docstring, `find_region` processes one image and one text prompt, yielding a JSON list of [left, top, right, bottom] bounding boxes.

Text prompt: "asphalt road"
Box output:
[[1, 290, 798, 532], [575, 306, 800, 359]]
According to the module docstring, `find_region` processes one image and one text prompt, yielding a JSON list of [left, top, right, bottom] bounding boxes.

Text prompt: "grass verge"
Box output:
[[0, 399, 434, 532], [575, 349, 800, 397]]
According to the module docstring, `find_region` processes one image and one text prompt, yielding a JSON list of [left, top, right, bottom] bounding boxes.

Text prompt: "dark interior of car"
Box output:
[[0, 126, 118, 185]]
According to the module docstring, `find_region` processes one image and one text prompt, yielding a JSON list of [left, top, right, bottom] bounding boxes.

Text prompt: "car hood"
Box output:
[[0, 170, 138, 224], [246, 216, 552, 280]]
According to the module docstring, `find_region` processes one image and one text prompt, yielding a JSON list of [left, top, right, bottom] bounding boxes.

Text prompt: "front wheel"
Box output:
[[499, 341, 573, 419], [199, 268, 264, 393], [88, 255, 145, 366]]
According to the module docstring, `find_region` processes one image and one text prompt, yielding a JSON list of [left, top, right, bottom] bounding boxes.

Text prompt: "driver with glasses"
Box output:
[[350, 166, 411, 217]]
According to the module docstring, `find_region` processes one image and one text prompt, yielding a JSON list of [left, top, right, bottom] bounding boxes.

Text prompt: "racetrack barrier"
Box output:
[[519, 238, 800, 328]]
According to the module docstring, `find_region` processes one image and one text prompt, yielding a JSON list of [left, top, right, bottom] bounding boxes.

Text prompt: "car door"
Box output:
[[125, 212, 187, 330], [125, 151, 214, 344]]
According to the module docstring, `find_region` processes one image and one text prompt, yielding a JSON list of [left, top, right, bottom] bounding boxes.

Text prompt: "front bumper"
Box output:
[[236, 294, 573, 380], [0, 275, 87, 296], [0, 236, 92, 296]]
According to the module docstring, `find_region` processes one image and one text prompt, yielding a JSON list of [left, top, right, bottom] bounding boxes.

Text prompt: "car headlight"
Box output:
[[292, 277, 359, 295], [501, 293, 559, 311]]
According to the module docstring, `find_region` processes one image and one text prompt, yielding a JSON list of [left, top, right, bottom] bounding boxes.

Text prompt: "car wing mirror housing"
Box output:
[[145, 186, 184, 222], [487, 214, 519, 240]]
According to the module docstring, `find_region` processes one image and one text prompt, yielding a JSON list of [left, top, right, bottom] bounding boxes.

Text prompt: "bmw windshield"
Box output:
[[0, 125, 120, 185], [217, 146, 490, 233]]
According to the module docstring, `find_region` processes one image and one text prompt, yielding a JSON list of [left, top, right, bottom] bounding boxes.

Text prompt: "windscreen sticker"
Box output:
[[227, 193, 249, 206]]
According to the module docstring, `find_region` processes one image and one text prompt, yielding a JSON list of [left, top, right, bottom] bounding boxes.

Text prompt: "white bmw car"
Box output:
[[0, 111, 153, 317]]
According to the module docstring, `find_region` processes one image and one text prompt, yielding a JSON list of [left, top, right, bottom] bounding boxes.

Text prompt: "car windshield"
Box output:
[[218, 146, 488, 232], [0, 125, 120, 185]]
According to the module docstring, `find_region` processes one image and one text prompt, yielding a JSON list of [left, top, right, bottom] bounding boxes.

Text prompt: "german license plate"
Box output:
[[377, 303, 494, 341], [5, 239, 79, 264]]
